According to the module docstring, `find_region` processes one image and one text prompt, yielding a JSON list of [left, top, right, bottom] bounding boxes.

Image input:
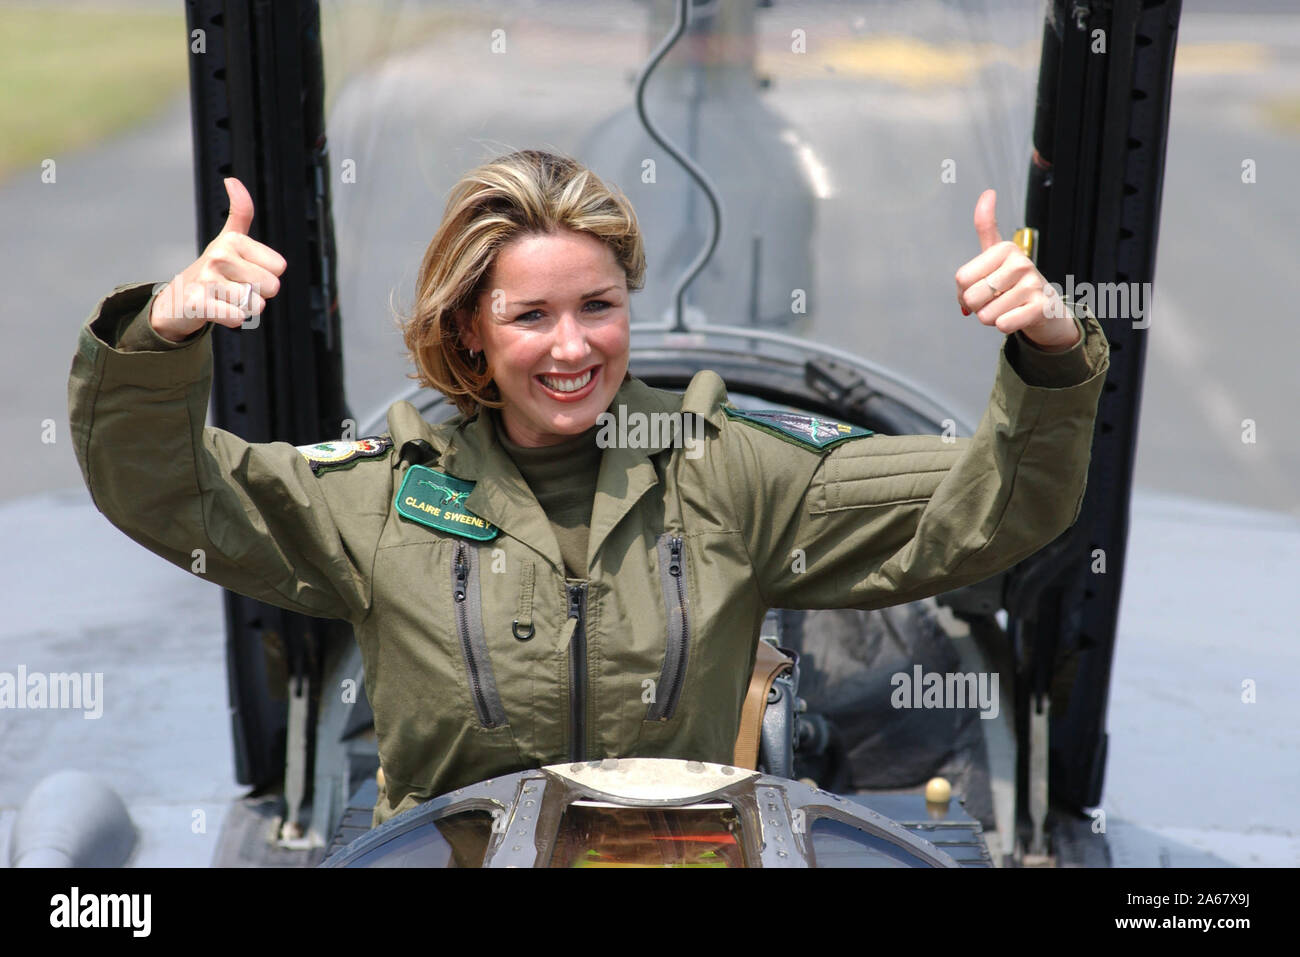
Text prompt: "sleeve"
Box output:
[[722, 301, 1109, 611], [112, 282, 206, 352], [1008, 308, 1091, 387], [67, 281, 372, 623]]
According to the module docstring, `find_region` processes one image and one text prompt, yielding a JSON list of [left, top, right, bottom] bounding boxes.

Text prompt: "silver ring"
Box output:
[[237, 282, 252, 311], [984, 278, 1000, 296]]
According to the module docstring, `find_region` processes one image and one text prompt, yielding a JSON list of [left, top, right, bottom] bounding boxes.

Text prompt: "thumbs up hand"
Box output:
[[149, 177, 288, 343], [954, 189, 1080, 352]]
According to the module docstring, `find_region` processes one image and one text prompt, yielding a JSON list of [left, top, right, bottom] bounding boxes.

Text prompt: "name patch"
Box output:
[[395, 465, 499, 541]]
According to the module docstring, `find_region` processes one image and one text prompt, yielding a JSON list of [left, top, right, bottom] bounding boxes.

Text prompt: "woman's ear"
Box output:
[[456, 307, 482, 354]]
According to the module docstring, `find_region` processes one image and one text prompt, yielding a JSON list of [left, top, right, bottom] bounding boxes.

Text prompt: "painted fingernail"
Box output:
[[961, 306, 971, 316]]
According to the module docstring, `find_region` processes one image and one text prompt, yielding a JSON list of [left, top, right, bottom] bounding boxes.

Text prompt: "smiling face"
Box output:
[[461, 229, 631, 447]]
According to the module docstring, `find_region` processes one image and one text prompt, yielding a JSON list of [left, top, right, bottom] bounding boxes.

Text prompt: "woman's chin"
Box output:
[[545, 407, 605, 436], [503, 405, 604, 446]]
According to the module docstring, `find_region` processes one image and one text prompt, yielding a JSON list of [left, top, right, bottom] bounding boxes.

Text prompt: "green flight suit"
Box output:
[[68, 281, 1108, 827]]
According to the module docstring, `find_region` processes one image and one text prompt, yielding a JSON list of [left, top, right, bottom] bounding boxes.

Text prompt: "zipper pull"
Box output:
[[669, 537, 682, 577], [454, 547, 468, 602], [568, 584, 581, 619]]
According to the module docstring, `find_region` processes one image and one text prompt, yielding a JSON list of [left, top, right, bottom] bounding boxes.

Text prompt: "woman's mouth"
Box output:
[[536, 365, 599, 401]]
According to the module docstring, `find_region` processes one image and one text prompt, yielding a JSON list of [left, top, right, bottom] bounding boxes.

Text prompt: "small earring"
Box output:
[[469, 348, 477, 358]]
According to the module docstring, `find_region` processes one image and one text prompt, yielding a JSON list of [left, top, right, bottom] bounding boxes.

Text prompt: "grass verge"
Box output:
[[0, 3, 189, 182]]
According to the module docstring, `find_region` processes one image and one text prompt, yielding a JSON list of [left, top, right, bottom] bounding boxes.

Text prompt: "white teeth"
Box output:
[[540, 369, 593, 393]]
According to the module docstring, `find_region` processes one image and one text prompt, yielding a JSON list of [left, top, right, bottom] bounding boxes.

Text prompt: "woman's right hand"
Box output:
[[149, 177, 288, 343]]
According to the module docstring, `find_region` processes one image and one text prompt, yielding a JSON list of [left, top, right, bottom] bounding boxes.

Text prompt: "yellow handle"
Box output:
[[1013, 227, 1038, 263]]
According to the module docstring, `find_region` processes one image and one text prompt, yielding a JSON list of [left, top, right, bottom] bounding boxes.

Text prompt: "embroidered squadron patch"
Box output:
[[395, 464, 500, 541], [722, 406, 874, 451], [295, 435, 393, 474]]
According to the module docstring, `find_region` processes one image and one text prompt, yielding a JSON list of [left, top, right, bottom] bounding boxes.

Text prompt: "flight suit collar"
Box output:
[[385, 372, 728, 576]]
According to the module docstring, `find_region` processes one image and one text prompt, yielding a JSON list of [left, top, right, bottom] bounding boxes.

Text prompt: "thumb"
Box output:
[[220, 177, 254, 236], [973, 188, 1001, 252]]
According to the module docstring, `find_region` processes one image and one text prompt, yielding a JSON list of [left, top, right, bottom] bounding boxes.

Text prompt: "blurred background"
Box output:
[[1, 0, 1296, 866]]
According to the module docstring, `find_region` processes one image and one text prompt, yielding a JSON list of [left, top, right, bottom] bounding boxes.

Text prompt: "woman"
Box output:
[[68, 149, 1107, 827]]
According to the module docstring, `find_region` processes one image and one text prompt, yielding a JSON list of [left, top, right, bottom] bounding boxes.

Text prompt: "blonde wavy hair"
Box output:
[[400, 149, 646, 417]]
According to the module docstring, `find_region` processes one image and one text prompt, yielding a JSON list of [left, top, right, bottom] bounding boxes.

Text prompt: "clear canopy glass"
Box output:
[[320, 0, 1047, 428]]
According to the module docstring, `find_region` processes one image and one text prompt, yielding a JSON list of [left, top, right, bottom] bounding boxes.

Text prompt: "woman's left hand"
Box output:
[[954, 189, 1080, 352]]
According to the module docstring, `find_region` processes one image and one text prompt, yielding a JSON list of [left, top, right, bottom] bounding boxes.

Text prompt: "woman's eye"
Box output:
[[515, 301, 613, 322]]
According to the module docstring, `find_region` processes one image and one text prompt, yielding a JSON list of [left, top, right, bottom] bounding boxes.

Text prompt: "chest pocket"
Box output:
[[450, 540, 508, 728], [366, 498, 534, 796], [646, 532, 692, 722]]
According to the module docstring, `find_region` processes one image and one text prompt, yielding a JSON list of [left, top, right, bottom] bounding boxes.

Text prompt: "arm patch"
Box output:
[[722, 407, 873, 451], [296, 435, 394, 474]]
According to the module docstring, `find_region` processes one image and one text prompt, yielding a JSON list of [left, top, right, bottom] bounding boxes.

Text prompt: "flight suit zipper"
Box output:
[[648, 535, 691, 721], [452, 542, 506, 728], [568, 583, 588, 761]]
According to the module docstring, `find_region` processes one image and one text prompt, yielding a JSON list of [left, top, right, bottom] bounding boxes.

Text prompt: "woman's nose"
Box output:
[[550, 309, 589, 363]]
